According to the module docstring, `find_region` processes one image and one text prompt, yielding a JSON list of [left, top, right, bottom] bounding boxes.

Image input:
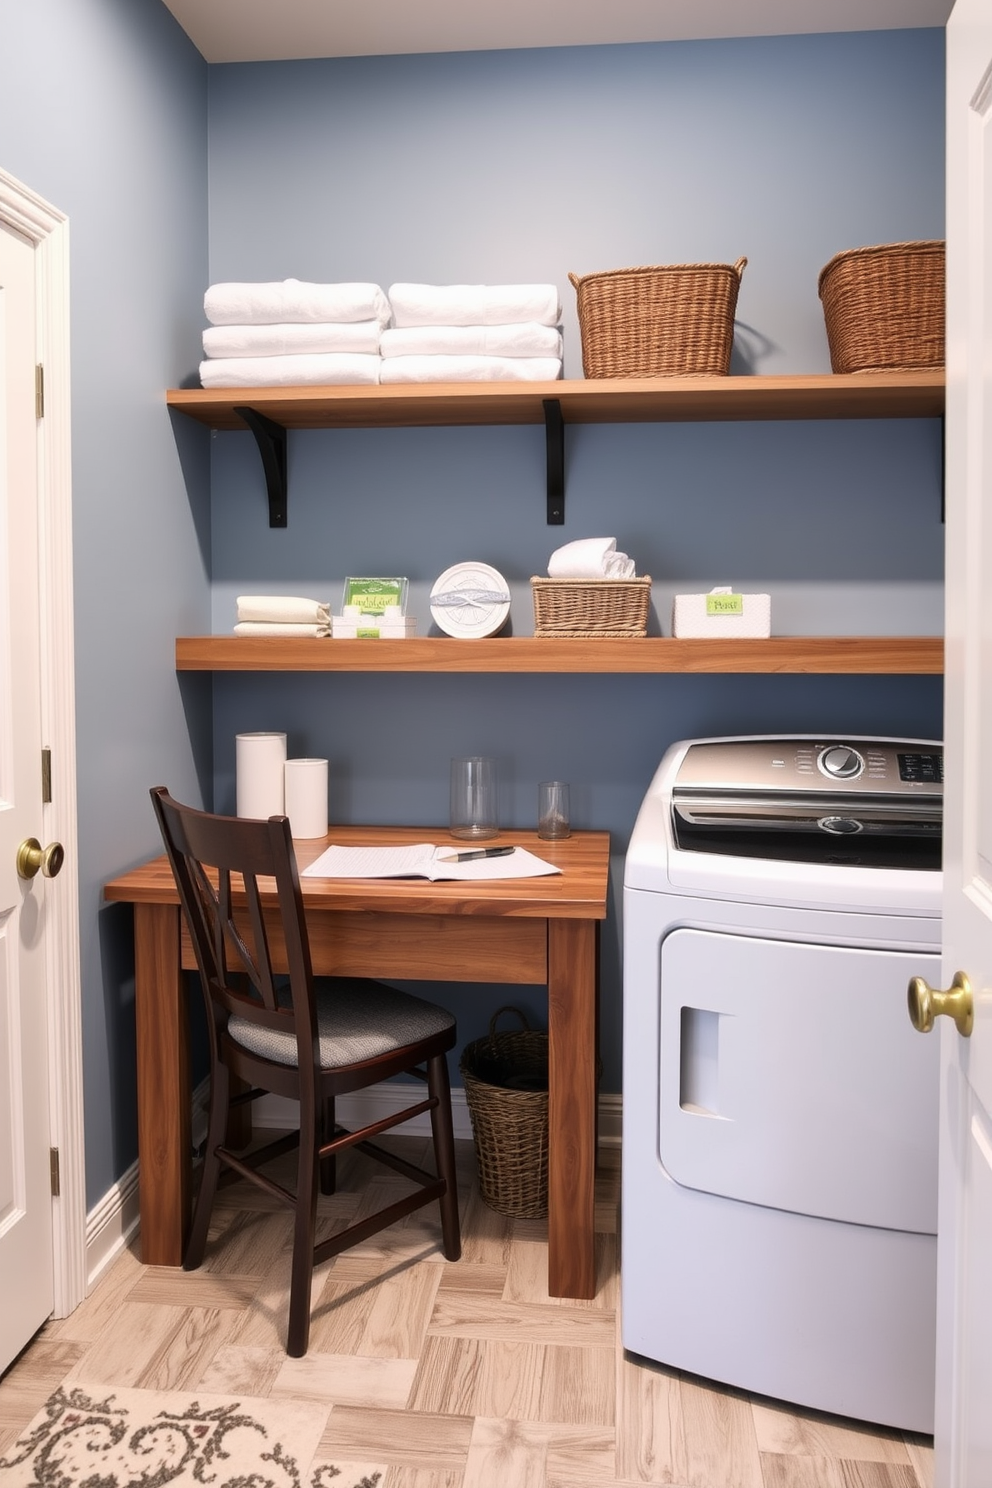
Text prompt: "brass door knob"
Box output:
[[907, 970, 973, 1038], [16, 837, 65, 881]]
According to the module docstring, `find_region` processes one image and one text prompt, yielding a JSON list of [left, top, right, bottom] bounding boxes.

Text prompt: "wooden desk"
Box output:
[[104, 825, 610, 1299]]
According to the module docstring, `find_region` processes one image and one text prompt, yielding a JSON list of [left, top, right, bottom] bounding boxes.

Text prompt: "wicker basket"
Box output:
[[569, 258, 746, 378], [460, 1007, 549, 1219], [531, 576, 651, 637], [818, 240, 945, 373]]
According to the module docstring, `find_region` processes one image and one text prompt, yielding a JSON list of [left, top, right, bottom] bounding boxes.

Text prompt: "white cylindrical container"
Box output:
[[284, 757, 329, 839], [236, 731, 287, 818]]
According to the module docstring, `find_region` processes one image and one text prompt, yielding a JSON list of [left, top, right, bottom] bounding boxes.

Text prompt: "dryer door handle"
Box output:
[[907, 971, 973, 1038]]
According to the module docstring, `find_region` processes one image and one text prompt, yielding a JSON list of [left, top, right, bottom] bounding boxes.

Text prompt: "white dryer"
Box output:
[[622, 735, 942, 1432]]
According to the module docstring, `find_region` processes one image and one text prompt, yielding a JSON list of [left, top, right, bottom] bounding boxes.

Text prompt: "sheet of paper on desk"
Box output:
[[301, 843, 562, 881]]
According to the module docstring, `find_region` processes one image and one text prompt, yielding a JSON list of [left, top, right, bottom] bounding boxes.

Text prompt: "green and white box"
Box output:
[[341, 576, 409, 617], [672, 586, 771, 638]]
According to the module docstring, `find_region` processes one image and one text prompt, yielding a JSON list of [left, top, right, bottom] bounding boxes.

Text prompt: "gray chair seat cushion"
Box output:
[[227, 976, 455, 1069]]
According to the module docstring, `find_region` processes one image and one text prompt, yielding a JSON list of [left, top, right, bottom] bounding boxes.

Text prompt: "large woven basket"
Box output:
[[531, 576, 652, 637], [818, 240, 945, 373], [569, 258, 746, 378], [460, 1007, 548, 1219]]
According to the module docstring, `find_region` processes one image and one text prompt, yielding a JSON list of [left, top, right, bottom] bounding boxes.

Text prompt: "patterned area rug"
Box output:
[[0, 1381, 381, 1487]]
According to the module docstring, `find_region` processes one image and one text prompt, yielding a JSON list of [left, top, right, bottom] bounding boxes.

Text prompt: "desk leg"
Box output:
[[547, 917, 597, 1299], [134, 902, 189, 1266]]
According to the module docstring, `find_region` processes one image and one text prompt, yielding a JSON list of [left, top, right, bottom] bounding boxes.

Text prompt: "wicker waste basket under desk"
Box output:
[[460, 1007, 549, 1219]]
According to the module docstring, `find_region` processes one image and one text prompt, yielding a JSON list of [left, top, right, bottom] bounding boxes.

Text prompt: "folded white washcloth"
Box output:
[[199, 353, 381, 388], [236, 596, 330, 625], [204, 279, 391, 327], [380, 323, 562, 359], [233, 622, 330, 638], [547, 537, 637, 580], [203, 321, 383, 359], [388, 283, 561, 329], [380, 355, 562, 385]]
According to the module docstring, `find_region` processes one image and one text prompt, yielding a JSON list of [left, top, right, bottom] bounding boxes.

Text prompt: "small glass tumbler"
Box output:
[[538, 780, 571, 840], [450, 756, 499, 839]]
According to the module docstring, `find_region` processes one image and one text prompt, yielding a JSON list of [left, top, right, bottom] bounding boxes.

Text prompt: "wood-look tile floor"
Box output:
[[0, 1136, 934, 1487]]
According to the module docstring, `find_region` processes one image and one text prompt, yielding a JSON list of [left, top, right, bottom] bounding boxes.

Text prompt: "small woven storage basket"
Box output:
[[531, 576, 652, 638], [460, 1006, 549, 1219], [818, 240, 945, 373], [569, 258, 746, 378]]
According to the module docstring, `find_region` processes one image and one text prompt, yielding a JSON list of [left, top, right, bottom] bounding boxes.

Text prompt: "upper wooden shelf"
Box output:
[[167, 370, 944, 432], [176, 635, 943, 675]]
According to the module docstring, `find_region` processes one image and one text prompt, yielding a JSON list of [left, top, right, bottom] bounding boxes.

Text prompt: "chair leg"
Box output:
[[287, 1115, 320, 1356], [319, 1095, 336, 1195], [184, 1062, 230, 1270], [427, 1052, 461, 1261]]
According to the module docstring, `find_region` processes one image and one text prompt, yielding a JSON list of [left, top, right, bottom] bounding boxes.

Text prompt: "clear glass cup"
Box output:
[[538, 780, 571, 839], [450, 756, 499, 839]]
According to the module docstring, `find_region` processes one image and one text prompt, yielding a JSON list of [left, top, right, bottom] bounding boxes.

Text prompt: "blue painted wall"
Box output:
[[0, 0, 211, 1206], [0, 13, 946, 1206], [204, 32, 945, 1088]]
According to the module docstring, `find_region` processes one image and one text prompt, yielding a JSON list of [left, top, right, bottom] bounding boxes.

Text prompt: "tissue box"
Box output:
[[672, 589, 771, 639]]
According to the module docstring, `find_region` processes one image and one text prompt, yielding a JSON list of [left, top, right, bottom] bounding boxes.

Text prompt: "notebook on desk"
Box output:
[[301, 842, 561, 882]]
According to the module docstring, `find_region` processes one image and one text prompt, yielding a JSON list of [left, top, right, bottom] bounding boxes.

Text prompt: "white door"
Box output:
[[0, 220, 55, 1370], [930, 1, 992, 1482]]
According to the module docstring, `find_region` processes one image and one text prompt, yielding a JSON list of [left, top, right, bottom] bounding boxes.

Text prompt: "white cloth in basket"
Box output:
[[547, 537, 636, 580]]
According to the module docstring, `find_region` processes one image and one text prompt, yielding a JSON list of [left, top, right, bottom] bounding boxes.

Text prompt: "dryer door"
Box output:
[[659, 928, 940, 1233]]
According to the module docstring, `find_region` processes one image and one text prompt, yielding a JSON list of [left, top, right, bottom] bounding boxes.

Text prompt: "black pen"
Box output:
[[437, 845, 516, 863]]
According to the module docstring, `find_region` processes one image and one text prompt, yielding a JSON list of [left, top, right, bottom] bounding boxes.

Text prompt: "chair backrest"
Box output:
[[150, 786, 317, 1064]]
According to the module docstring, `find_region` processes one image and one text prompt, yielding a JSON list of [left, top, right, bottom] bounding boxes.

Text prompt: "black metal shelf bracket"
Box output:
[[544, 397, 565, 524], [234, 406, 288, 527]]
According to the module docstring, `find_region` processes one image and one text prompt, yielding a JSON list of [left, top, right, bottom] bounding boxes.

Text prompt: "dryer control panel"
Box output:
[[669, 736, 942, 869], [674, 738, 943, 798]]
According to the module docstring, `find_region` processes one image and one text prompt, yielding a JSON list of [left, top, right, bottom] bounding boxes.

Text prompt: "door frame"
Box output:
[[0, 164, 84, 1319]]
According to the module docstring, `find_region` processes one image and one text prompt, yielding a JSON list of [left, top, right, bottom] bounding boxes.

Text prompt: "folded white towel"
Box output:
[[199, 353, 381, 388], [204, 321, 383, 359], [380, 355, 562, 385], [388, 283, 561, 329], [380, 323, 562, 359], [237, 596, 330, 625], [548, 537, 637, 580], [233, 622, 330, 638], [204, 279, 391, 327]]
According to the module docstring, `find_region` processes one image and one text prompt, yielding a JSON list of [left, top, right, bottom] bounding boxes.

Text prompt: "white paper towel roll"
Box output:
[[236, 732, 287, 818], [284, 757, 328, 838]]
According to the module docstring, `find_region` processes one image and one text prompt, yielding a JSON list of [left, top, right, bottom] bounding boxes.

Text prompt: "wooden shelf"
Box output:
[[176, 635, 943, 675], [167, 370, 944, 432]]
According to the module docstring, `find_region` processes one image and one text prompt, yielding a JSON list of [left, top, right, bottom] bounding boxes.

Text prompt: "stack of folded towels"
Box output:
[[380, 283, 563, 383], [200, 280, 391, 388], [547, 537, 637, 579], [234, 595, 331, 638]]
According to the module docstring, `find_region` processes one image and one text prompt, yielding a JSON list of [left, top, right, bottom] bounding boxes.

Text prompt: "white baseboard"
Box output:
[[81, 1085, 621, 1291], [85, 1160, 140, 1292]]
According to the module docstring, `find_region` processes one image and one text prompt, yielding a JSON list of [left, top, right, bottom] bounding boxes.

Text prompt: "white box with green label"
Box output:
[[672, 587, 771, 638]]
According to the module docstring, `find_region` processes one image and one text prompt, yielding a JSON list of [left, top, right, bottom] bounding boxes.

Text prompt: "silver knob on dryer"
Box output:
[[818, 746, 864, 780]]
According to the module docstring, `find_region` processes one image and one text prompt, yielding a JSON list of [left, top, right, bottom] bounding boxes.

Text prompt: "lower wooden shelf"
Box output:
[[176, 635, 943, 675]]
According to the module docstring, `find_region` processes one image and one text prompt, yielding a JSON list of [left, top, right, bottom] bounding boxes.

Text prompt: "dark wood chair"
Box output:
[[150, 786, 461, 1357]]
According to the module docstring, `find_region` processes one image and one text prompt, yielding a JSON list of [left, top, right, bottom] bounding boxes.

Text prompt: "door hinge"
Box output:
[[35, 363, 44, 420], [42, 747, 52, 804], [50, 1148, 60, 1197]]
